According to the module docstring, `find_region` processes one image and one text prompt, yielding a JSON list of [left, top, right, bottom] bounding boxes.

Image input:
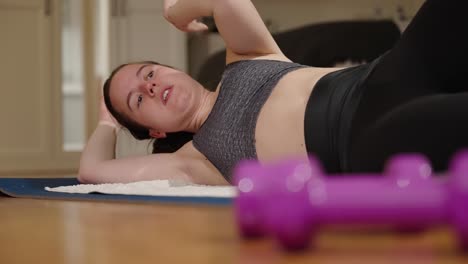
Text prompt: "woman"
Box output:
[[79, 0, 468, 185]]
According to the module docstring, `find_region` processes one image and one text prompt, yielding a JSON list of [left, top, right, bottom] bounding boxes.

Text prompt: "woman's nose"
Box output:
[[140, 82, 156, 96]]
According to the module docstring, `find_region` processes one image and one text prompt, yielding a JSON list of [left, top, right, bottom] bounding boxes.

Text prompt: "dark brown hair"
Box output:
[[103, 61, 194, 154]]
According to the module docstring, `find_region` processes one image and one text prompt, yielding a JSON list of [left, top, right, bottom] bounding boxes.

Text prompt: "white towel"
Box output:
[[45, 179, 237, 198]]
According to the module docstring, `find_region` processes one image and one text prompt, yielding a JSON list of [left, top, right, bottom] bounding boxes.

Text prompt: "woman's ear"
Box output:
[[149, 129, 167, 139]]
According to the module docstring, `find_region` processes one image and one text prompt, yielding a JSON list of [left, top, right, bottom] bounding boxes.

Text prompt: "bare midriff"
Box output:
[[255, 65, 343, 164]]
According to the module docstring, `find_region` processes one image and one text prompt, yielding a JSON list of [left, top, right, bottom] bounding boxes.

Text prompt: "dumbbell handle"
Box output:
[[303, 176, 448, 226]]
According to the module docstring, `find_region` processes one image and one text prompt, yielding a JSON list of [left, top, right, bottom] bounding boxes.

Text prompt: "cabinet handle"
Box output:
[[120, 0, 127, 17], [44, 0, 51, 16], [111, 0, 119, 17]]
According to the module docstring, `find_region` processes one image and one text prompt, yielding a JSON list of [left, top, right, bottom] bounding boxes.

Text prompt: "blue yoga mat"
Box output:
[[0, 178, 232, 205]]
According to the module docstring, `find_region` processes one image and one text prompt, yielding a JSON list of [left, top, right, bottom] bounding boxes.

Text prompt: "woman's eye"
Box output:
[[146, 71, 154, 80], [137, 95, 143, 108]]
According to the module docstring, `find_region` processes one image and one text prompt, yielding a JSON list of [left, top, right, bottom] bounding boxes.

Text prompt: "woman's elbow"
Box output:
[[77, 167, 97, 184]]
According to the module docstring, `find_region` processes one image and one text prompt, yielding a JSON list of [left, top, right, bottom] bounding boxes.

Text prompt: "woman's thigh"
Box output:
[[347, 0, 468, 169], [373, 0, 468, 93], [348, 93, 468, 173]]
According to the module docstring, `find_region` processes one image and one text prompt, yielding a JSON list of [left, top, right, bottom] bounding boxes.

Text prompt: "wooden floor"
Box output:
[[0, 197, 467, 264]]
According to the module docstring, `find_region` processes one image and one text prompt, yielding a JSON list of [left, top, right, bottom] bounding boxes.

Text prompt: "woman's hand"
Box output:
[[99, 97, 119, 128], [163, 0, 209, 32]]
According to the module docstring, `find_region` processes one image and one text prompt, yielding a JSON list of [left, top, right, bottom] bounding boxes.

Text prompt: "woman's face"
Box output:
[[109, 63, 202, 133]]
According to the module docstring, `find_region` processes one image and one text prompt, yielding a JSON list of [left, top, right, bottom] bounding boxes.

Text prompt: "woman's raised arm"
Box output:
[[78, 99, 193, 184], [164, 0, 283, 60]]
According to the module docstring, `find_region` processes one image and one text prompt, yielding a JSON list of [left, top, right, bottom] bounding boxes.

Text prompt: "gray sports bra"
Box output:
[[192, 59, 306, 182]]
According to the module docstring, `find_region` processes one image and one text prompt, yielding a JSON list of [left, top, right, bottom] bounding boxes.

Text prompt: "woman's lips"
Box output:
[[161, 86, 173, 105]]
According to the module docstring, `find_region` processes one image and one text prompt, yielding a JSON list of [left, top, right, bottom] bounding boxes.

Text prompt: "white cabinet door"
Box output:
[[110, 0, 187, 71], [0, 0, 79, 174]]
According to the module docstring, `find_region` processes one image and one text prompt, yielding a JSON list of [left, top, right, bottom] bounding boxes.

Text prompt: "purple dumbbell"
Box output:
[[233, 151, 468, 251], [234, 157, 322, 241]]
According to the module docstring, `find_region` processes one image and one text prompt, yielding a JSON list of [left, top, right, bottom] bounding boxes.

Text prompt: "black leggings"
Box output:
[[348, 0, 468, 173]]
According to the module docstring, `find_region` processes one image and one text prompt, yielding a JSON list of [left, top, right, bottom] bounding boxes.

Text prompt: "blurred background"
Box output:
[[0, 0, 424, 176]]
